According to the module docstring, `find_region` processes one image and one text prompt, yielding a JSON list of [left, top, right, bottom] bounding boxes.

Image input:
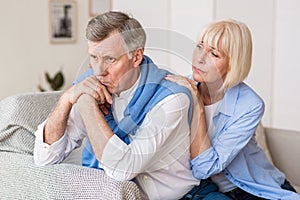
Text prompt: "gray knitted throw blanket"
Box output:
[[0, 91, 142, 199]]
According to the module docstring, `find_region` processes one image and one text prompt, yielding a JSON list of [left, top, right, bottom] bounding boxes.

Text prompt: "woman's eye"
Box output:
[[196, 44, 203, 49], [211, 52, 219, 58]]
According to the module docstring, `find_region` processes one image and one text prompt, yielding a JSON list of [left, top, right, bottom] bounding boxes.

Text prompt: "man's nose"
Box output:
[[93, 61, 108, 76]]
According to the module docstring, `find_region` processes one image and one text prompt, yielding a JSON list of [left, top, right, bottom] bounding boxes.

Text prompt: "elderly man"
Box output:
[[34, 11, 199, 199]]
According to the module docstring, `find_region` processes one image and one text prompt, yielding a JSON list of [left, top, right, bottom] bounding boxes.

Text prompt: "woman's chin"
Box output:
[[192, 73, 204, 83]]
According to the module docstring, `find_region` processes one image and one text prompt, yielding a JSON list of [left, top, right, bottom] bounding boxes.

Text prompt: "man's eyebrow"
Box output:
[[88, 52, 96, 56]]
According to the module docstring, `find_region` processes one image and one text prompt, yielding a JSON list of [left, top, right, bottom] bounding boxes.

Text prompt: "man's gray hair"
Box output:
[[86, 11, 146, 52]]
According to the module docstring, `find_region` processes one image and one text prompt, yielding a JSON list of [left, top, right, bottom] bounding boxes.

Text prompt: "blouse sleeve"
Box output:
[[191, 99, 264, 179]]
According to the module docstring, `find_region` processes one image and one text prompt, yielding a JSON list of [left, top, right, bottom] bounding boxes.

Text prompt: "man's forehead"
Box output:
[[88, 32, 127, 54]]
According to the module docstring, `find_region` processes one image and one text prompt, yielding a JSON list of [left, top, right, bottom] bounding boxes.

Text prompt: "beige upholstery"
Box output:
[[264, 127, 300, 193], [255, 123, 274, 164]]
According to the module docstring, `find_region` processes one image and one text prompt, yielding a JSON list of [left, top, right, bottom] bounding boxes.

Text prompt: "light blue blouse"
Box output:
[[191, 82, 300, 200]]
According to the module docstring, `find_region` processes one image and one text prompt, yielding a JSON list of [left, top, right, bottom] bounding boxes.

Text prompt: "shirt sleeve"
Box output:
[[33, 105, 87, 166], [191, 100, 265, 179], [100, 93, 191, 181]]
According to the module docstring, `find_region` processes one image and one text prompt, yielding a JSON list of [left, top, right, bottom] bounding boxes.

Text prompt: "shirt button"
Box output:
[[143, 175, 148, 180]]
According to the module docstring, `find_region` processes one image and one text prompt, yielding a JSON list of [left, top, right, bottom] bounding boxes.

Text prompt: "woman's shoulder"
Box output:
[[237, 82, 264, 104], [226, 82, 265, 112]]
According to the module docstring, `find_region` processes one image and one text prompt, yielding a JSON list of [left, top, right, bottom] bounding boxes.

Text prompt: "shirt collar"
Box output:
[[217, 83, 240, 116]]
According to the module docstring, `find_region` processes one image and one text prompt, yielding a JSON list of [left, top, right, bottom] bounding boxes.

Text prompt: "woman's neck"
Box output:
[[199, 81, 225, 106]]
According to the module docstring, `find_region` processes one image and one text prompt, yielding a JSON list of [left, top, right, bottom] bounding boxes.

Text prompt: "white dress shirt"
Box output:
[[34, 77, 199, 200]]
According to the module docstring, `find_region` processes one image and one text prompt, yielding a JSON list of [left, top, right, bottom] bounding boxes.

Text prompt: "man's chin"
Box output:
[[107, 87, 115, 95]]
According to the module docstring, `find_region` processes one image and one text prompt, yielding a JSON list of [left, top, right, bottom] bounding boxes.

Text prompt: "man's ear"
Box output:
[[132, 48, 144, 68]]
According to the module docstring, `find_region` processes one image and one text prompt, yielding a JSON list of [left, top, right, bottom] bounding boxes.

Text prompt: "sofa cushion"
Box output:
[[265, 127, 300, 193]]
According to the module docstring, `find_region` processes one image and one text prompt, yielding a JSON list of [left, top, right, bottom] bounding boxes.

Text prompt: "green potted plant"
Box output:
[[38, 69, 64, 92]]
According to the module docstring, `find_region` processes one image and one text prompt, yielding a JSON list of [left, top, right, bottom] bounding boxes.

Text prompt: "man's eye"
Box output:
[[90, 55, 97, 61], [105, 57, 116, 64]]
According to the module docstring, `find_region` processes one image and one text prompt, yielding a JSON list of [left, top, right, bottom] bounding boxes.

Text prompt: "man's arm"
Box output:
[[34, 88, 80, 166], [34, 76, 112, 165], [76, 94, 114, 161], [43, 91, 73, 145], [77, 93, 191, 181]]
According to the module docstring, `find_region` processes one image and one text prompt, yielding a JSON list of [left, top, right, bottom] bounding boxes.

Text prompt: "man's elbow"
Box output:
[[33, 148, 63, 166], [103, 166, 137, 181], [33, 154, 49, 166]]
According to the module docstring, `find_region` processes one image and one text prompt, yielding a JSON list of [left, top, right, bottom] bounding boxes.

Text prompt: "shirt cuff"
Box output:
[[190, 147, 215, 179], [35, 121, 68, 156]]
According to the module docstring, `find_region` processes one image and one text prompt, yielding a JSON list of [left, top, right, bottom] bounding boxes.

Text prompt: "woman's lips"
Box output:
[[193, 66, 206, 74]]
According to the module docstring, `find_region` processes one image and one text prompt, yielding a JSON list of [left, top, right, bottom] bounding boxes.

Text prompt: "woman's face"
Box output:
[[192, 41, 229, 84]]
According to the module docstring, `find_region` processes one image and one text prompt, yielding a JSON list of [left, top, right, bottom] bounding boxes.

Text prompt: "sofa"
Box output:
[[0, 91, 142, 199], [0, 91, 299, 199]]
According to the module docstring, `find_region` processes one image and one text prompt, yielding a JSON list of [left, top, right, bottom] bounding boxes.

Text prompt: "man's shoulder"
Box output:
[[73, 68, 94, 85]]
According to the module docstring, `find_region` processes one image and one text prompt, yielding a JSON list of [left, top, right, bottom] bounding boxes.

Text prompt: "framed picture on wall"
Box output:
[[89, 0, 111, 17], [49, 0, 77, 43]]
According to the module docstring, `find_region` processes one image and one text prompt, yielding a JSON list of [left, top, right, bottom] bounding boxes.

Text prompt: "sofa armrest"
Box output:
[[0, 92, 142, 199], [265, 127, 300, 193], [255, 123, 274, 164], [0, 91, 62, 155], [0, 152, 141, 199]]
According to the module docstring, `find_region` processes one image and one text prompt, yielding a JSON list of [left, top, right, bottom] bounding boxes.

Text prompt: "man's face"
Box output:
[[88, 32, 138, 94]]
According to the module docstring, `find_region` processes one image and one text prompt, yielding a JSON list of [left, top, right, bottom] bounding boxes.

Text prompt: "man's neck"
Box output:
[[115, 66, 141, 97]]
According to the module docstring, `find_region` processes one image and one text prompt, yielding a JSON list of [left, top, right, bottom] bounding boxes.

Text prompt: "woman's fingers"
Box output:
[[165, 75, 194, 89]]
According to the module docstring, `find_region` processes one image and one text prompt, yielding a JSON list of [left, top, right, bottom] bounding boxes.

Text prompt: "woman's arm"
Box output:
[[191, 100, 264, 179]]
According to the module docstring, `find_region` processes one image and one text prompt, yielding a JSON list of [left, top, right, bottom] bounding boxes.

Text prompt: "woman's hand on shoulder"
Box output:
[[165, 75, 203, 108]]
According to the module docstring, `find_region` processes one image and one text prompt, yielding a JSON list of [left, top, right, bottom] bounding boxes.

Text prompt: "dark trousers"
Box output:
[[179, 178, 231, 200], [224, 179, 297, 200]]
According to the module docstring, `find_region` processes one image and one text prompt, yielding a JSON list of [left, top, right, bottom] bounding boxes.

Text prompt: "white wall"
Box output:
[[0, 0, 89, 99], [273, 0, 300, 131], [0, 0, 299, 131], [214, 0, 275, 128]]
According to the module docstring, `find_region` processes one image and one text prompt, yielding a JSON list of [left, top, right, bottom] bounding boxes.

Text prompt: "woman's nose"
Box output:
[[197, 51, 207, 64]]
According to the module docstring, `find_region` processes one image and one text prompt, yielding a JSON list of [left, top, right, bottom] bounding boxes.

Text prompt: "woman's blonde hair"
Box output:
[[200, 19, 252, 90]]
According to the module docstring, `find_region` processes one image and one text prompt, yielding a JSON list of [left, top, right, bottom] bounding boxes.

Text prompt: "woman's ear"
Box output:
[[132, 48, 144, 68]]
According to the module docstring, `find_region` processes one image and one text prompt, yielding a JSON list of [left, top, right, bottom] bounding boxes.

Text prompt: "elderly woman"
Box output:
[[166, 19, 299, 200]]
